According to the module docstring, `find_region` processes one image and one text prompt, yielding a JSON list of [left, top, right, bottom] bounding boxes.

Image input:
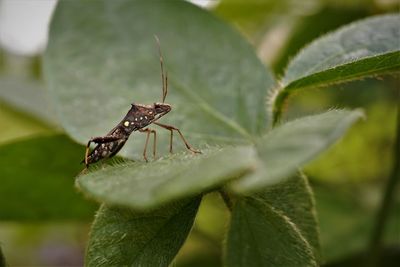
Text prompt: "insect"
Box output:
[[83, 36, 200, 168]]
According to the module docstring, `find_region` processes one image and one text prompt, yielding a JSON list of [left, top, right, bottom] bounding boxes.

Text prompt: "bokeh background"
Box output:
[[0, 0, 398, 266]]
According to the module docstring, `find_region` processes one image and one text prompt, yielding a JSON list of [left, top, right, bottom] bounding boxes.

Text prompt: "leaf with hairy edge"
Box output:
[[44, 0, 275, 160], [225, 197, 316, 267], [231, 110, 364, 193], [272, 14, 400, 123], [86, 197, 201, 267], [254, 173, 321, 262], [283, 14, 399, 86], [77, 146, 257, 209]]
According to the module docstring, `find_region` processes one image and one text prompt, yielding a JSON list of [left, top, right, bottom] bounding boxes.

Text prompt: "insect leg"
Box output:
[[139, 128, 157, 162], [153, 122, 201, 154]]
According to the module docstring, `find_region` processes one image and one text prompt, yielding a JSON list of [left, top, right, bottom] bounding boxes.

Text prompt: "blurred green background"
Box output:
[[0, 0, 398, 266]]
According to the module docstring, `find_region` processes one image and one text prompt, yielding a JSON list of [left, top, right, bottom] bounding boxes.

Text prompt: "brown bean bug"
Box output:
[[83, 36, 201, 168]]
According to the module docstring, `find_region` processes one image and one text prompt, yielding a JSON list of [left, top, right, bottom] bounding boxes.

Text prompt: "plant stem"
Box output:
[[272, 89, 290, 127], [368, 89, 400, 261], [219, 189, 233, 212]]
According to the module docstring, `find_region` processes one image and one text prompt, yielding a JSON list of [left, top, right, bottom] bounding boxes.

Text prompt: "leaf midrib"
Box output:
[[283, 51, 400, 92], [170, 77, 255, 142]]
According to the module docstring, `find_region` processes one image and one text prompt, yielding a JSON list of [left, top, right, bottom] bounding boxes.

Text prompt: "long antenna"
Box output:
[[154, 35, 167, 103]]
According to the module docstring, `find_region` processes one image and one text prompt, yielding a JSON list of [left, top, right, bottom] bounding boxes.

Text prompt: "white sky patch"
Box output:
[[0, 0, 57, 56], [0, 0, 218, 56], [186, 0, 219, 9]]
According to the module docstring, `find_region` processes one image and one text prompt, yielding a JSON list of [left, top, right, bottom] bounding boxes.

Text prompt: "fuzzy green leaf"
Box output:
[[254, 173, 321, 262], [283, 14, 400, 89], [44, 0, 275, 160], [77, 146, 257, 209], [231, 110, 364, 192], [0, 135, 96, 220], [273, 14, 400, 123], [226, 197, 316, 267], [86, 197, 201, 267]]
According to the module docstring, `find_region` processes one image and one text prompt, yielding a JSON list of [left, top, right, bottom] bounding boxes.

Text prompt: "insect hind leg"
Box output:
[[139, 128, 157, 162], [153, 122, 201, 154]]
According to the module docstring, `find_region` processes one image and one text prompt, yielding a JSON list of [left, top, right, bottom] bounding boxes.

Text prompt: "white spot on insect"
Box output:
[[140, 117, 143, 120], [94, 150, 98, 154], [144, 116, 148, 119], [131, 122, 134, 125], [101, 144, 105, 148], [102, 151, 107, 157], [135, 118, 138, 121], [124, 121, 129, 127], [149, 111, 153, 115]]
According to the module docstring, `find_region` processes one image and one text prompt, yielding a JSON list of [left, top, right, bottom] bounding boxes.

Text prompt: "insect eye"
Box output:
[[154, 104, 163, 114]]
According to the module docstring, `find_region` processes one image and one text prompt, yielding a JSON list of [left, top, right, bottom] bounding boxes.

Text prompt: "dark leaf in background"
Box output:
[[0, 245, 5, 267], [314, 184, 400, 263], [0, 134, 96, 221]]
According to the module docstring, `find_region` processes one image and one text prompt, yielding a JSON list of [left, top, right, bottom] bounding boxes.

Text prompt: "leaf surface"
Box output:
[[272, 14, 400, 123], [44, 0, 276, 160], [86, 197, 201, 267], [254, 173, 321, 261], [77, 146, 257, 209], [283, 14, 400, 88], [231, 110, 364, 192], [225, 197, 316, 267]]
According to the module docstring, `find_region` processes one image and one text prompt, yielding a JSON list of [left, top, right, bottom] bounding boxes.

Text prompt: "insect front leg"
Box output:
[[85, 135, 124, 167], [153, 122, 201, 154], [139, 128, 157, 162]]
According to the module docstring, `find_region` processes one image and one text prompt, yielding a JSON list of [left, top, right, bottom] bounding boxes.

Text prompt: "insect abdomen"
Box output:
[[86, 140, 126, 164]]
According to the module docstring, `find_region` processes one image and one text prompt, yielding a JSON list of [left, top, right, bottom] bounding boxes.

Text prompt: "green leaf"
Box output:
[[77, 146, 257, 209], [271, 6, 370, 75], [225, 197, 316, 267], [283, 14, 400, 88], [0, 134, 97, 220], [231, 109, 364, 193], [86, 197, 201, 267], [272, 14, 400, 124], [254, 173, 321, 262], [44, 0, 276, 160]]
